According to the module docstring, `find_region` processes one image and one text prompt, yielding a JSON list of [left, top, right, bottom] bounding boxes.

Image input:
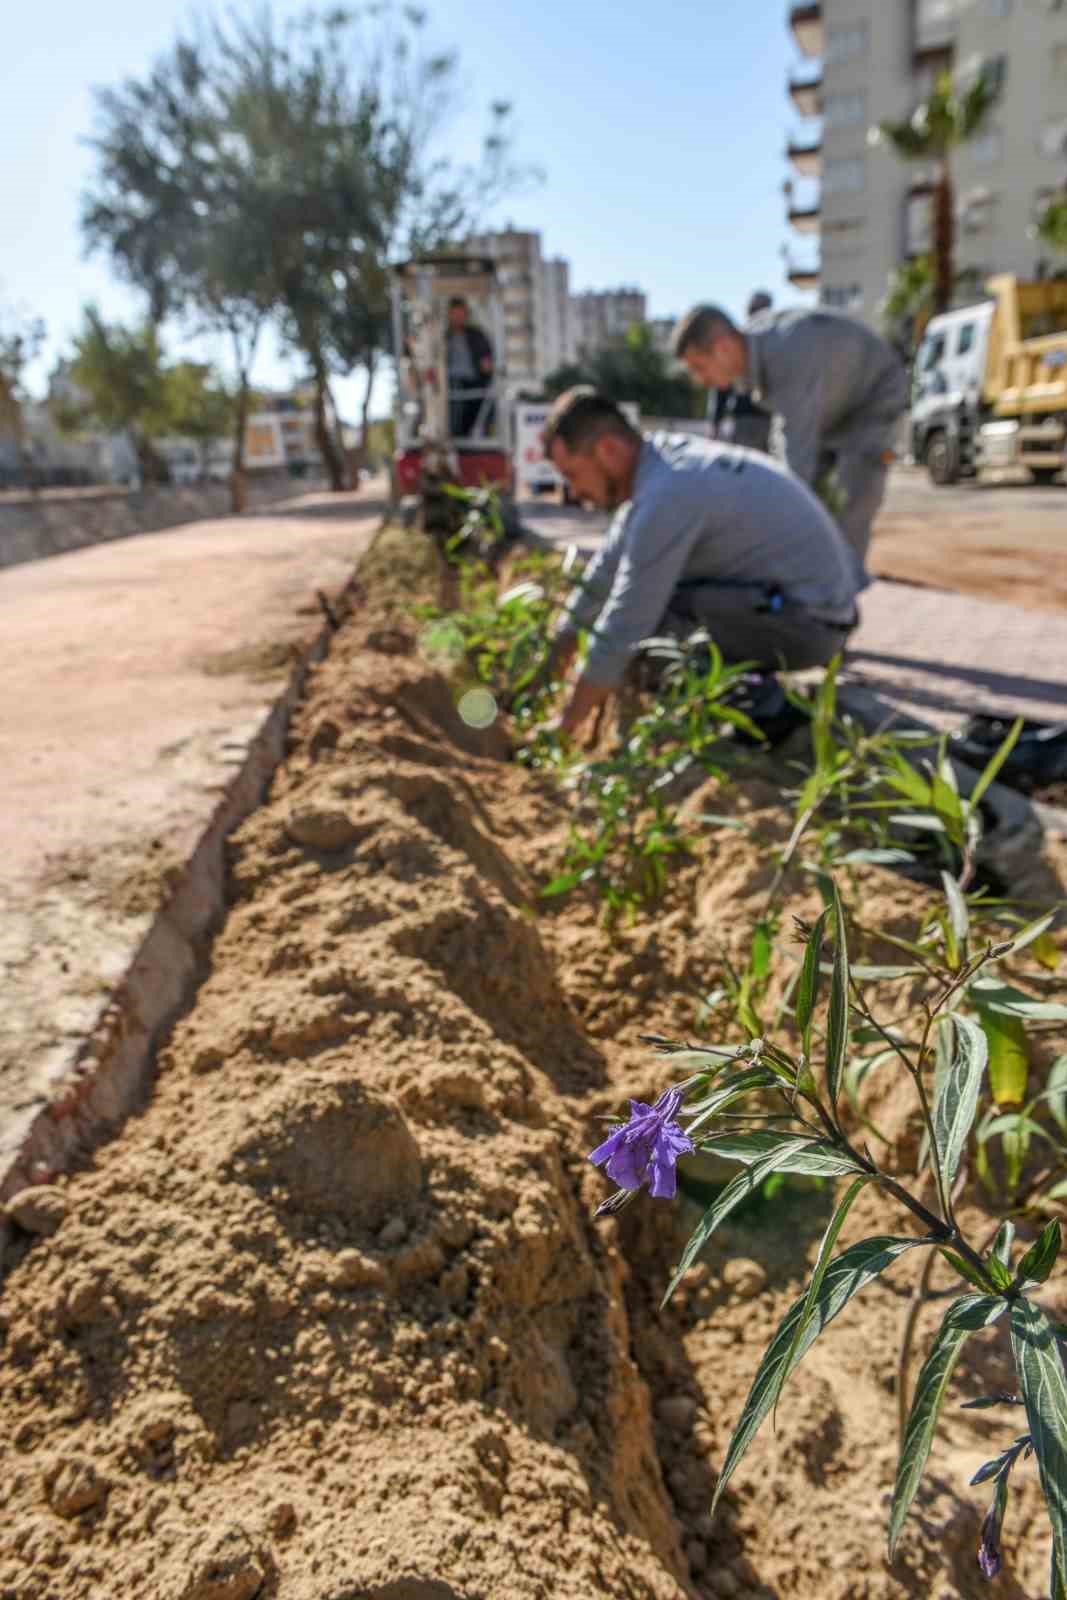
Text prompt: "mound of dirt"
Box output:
[[0, 526, 1062, 1599]]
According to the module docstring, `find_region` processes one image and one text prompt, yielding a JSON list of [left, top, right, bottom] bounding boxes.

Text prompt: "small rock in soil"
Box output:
[[709, 1573, 740, 1599], [176, 1523, 264, 1600], [721, 1257, 767, 1299], [284, 804, 359, 852], [268, 1501, 296, 1538], [686, 1538, 708, 1574], [43, 1455, 107, 1518], [377, 1215, 408, 1248], [7, 1184, 68, 1236], [656, 1393, 697, 1431]]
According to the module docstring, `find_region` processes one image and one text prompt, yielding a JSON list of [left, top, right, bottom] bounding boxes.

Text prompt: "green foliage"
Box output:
[[544, 322, 702, 418], [617, 889, 1065, 1588], [1036, 194, 1067, 259]]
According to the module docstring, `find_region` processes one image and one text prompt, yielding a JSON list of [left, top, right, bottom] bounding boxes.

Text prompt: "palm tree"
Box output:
[[1035, 193, 1067, 261], [874, 69, 1000, 315], [880, 254, 934, 357]]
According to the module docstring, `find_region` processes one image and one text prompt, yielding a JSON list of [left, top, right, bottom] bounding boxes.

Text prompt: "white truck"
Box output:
[[910, 274, 1067, 487]]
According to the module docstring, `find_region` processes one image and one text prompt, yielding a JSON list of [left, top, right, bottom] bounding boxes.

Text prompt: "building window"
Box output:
[[824, 22, 868, 65], [824, 157, 866, 194], [822, 90, 867, 129], [821, 284, 864, 312], [970, 129, 1003, 165], [961, 190, 998, 233], [906, 193, 933, 254], [1038, 120, 1067, 160]]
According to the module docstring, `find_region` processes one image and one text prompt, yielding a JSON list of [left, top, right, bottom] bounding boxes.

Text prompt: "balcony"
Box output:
[[789, 3, 823, 59], [788, 261, 821, 292], [788, 201, 821, 236], [787, 136, 822, 179], [913, 0, 956, 57], [788, 71, 822, 118]]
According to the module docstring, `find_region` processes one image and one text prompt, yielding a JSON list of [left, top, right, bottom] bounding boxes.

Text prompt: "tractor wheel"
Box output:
[[1030, 467, 1063, 487]]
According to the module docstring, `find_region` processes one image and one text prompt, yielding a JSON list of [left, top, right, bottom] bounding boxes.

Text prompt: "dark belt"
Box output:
[[672, 576, 856, 630]]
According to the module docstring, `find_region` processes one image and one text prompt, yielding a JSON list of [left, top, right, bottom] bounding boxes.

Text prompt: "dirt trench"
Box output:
[[0, 525, 1061, 1600]]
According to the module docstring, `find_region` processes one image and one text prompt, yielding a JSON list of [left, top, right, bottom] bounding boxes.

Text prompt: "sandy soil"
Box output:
[[0, 526, 1064, 1600]]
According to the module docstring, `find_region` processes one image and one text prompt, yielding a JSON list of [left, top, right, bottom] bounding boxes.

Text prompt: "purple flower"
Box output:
[[978, 1500, 1003, 1580], [589, 1087, 694, 1200]]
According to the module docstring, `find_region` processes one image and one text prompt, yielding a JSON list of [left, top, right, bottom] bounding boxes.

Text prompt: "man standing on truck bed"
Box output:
[[537, 388, 860, 740], [672, 303, 907, 581]]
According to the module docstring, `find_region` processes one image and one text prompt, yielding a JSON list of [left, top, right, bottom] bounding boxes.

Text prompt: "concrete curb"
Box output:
[[0, 538, 378, 1262]]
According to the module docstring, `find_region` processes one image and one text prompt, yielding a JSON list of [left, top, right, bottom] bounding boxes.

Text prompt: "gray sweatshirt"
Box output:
[[746, 309, 908, 484], [557, 433, 861, 688]]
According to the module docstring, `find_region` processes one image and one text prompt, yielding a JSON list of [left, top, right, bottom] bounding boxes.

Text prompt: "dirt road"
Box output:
[[871, 472, 1067, 612]]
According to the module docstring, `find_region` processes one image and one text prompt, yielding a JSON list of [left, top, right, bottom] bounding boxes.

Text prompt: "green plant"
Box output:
[[593, 881, 1067, 1590], [535, 635, 759, 921]]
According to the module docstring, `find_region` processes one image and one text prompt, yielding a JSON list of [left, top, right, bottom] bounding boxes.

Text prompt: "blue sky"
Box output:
[[1, 0, 816, 419]]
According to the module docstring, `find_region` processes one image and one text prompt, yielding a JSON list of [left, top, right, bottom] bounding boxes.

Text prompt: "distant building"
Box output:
[[462, 227, 580, 386], [571, 288, 648, 357], [648, 317, 679, 357], [785, 0, 1067, 325]]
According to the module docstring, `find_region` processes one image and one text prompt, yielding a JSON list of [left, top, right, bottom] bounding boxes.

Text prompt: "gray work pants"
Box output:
[[663, 582, 853, 673], [831, 449, 889, 572]]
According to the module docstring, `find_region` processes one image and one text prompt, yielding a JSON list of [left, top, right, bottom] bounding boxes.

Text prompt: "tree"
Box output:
[[0, 304, 46, 488], [82, 6, 536, 499], [544, 323, 702, 419], [880, 255, 935, 359], [59, 307, 170, 481], [161, 362, 235, 463], [1035, 193, 1067, 261], [875, 69, 1000, 315]]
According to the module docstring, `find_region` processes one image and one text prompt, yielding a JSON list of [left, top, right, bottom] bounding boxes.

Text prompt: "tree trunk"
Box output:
[[313, 365, 346, 492], [933, 162, 954, 316], [358, 352, 377, 477], [231, 374, 249, 514]]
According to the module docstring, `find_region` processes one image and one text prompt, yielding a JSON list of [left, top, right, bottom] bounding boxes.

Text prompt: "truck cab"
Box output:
[[911, 275, 1067, 487], [910, 303, 994, 484]]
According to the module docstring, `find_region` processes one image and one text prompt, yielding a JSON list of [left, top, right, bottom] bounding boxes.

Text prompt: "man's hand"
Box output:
[[558, 676, 611, 738]]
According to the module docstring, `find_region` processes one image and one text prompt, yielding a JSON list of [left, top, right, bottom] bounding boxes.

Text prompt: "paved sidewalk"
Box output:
[[0, 489, 383, 1158]]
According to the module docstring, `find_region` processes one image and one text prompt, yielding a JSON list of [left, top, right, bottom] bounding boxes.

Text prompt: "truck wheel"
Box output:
[[1030, 467, 1062, 487], [925, 431, 959, 486]]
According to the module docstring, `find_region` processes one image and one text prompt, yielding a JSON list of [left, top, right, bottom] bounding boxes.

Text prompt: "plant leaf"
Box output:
[[697, 1132, 866, 1178], [1002, 910, 1057, 959], [684, 1067, 781, 1136], [712, 1236, 927, 1515], [940, 871, 970, 953], [939, 1247, 995, 1293], [795, 908, 828, 1062], [931, 1013, 988, 1194], [1015, 1221, 1062, 1288], [770, 1177, 869, 1418], [889, 1294, 1005, 1557], [992, 1221, 1016, 1266], [978, 1006, 1031, 1108], [826, 882, 850, 1110], [1046, 1056, 1067, 1137], [966, 715, 1023, 812], [969, 979, 1067, 1022], [1010, 1298, 1067, 1593]]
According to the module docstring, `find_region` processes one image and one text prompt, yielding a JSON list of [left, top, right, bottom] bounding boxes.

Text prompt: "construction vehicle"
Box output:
[[390, 253, 512, 534], [910, 274, 1067, 487]]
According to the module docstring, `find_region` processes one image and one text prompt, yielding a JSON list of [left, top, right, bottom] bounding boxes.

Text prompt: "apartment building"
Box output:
[[785, 0, 1067, 326], [462, 228, 580, 386], [571, 288, 648, 357]]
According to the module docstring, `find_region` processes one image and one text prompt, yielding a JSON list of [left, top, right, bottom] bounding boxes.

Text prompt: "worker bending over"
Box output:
[[540, 388, 860, 739], [672, 303, 907, 580]]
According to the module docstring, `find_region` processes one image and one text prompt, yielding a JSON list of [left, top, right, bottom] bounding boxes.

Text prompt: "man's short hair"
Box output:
[[542, 387, 640, 454], [670, 304, 737, 358], [747, 290, 773, 317], [448, 296, 468, 311]]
